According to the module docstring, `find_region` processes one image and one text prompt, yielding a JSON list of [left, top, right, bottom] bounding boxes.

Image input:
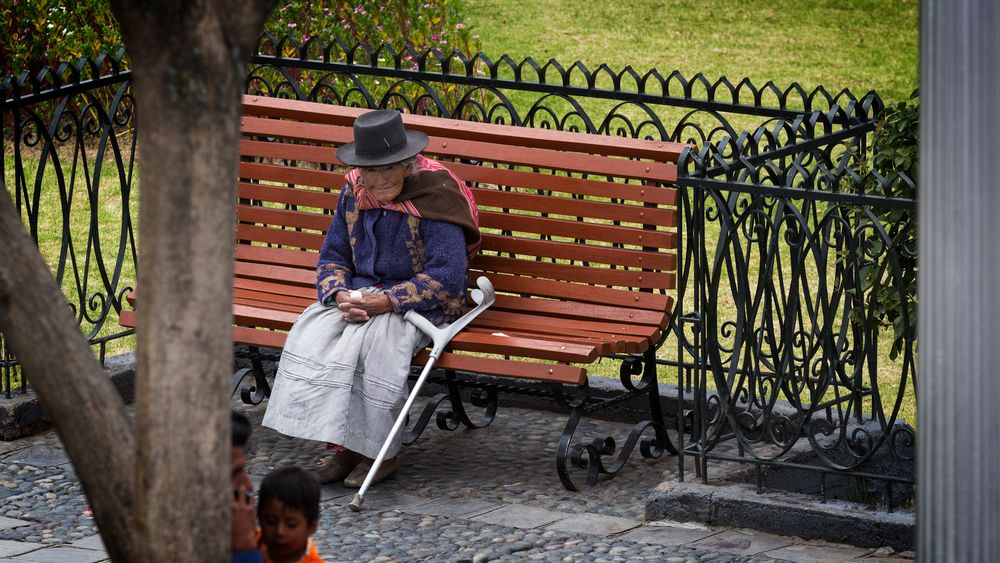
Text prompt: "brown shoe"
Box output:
[[343, 456, 399, 488], [314, 449, 361, 484]]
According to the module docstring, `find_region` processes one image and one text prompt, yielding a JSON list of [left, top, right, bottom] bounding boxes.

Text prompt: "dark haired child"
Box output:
[[256, 466, 325, 563]]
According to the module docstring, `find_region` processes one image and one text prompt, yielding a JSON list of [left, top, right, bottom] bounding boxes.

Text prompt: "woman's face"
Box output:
[[359, 162, 408, 203]]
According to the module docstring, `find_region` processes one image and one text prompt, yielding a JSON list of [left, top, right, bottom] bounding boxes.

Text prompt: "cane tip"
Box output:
[[348, 494, 364, 512]]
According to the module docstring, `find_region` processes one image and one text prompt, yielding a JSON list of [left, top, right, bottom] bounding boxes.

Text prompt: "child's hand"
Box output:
[[231, 484, 257, 553]]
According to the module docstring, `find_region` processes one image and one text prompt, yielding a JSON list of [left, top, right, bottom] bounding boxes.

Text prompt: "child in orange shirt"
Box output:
[[256, 466, 325, 563]]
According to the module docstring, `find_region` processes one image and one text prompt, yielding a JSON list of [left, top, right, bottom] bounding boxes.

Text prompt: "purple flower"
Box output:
[[455, 23, 464, 29], [287, 22, 297, 28]]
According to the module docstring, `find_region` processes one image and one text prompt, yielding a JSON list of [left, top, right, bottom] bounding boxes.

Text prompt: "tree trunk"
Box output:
[[0, 187, 138, 562], [106, 1, 272, 560]]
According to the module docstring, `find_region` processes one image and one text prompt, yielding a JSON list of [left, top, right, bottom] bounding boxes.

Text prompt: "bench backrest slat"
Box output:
[[474, 270, 671, 311], [238, 96, 683, 309], [470, 187, 676, 228], [239, 205, 332, 232], [474, 254, 675, 289], [236, 223, 325, 250], [239, 162, 345, 190], [242, 138, 677, 206], [242, 116, 677, 184], [238, 182, 340, 210], [480, 235, 674, 271], [236, 245, 317, 269], [243, 95, 687, 161]]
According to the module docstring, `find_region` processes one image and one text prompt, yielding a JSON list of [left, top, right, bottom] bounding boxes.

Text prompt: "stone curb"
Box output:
[[0, 354, 135, 441], [645, 480, 915, 552], [5, 351, 688, 437]]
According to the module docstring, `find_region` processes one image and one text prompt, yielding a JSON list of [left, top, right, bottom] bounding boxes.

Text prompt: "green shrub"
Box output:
[[257, 1, 483, 113], [1, 0, 481, 79], [0, 0, 123, 78], [847, 90, 918, 360], [264, 0, 481, 58]]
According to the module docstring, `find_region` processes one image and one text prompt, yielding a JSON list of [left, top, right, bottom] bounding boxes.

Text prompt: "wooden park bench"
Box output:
[[121, 95, 687, 489]]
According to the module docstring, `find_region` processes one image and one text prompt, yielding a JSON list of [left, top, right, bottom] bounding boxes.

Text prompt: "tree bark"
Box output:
[[106, 1, 272, 560], [0, 187, 138, 562]]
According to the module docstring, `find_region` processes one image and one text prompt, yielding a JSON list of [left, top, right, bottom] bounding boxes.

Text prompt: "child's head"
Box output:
[[257, 466, 321, 561]]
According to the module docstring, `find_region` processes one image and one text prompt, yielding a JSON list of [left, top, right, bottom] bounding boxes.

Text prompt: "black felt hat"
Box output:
[[336, 109, 429, 167]]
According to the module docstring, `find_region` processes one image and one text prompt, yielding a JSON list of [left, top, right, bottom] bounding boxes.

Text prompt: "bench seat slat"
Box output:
[[413, 351, 587, 385], [233, 303, 301, 330], [231, 246, 672, 330], [233, 278, 316, 301], [490, 294, 668, 327], [470, 270, 671, 311], [232, 326, 288, 350], [473, 254, 674, 291], [233, 291, 312, 311], [473, 309, 659, 341], [446, 332, 598, 363], [229, 302, 597, 363], [126, 308, 589, 386], [462, 327, 620, 355]]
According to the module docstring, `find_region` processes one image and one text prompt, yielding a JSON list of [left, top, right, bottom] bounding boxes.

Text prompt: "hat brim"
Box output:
[[336, 130, 429, 167]]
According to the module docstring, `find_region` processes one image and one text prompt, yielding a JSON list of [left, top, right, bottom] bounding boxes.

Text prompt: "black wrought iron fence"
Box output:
[[1, 51, 136, 397], [676, 123, 917, 506], [1, 36, 915, 503]]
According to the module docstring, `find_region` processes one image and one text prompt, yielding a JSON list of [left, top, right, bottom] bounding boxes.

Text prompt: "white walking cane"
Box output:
[[348, 276, 495, 512]]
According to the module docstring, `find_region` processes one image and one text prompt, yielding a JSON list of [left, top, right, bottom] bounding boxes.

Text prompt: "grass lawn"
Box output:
[[2, 149, 138, 393], [461, 0, 918, 105], [461, 0, 918, 426]]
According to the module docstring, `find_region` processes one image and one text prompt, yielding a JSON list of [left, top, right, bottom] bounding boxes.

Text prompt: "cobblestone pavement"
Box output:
[[0, 398, 915, 562]]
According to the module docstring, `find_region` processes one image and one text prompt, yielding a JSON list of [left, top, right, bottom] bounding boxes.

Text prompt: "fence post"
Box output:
[[918, 0, 1000, 560]]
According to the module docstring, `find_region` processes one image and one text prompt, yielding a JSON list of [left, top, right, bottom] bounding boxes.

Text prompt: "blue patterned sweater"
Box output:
[[316, 185, 470, 325]]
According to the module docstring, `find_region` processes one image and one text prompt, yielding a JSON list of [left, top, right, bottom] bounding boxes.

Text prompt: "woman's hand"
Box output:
[[336, 290, 393, 323]]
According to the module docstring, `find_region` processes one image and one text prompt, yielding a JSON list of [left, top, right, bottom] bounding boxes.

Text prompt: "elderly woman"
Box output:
[[262, 109, 480, 487]]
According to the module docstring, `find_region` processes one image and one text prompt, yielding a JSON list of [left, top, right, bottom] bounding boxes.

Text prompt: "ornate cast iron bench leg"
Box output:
[[232, 346, 271, 405], [403, 368, 499, 445], [555, 350, 677, 490]]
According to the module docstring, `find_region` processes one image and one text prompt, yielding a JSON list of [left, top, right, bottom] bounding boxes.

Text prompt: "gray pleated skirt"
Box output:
[[261, 300, 429, 459]]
